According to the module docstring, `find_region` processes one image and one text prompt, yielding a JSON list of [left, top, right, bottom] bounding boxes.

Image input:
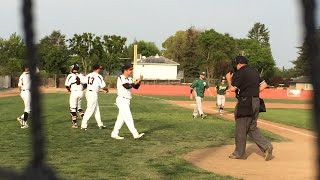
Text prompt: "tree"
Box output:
[[0, 33, 25, 75], [292, 28, 320, 76], [198, 30, 238, 80], [38, 31, 70, 74], [100, 35, 127, 75], [128, 40, 160, 58], [162, 27, 202, 78], [269, 67, 297, 87], [247, 22, 270, 47], [68, 33, 100, 74], [236, 38, 275, 81], [162, 30, 188, 64]]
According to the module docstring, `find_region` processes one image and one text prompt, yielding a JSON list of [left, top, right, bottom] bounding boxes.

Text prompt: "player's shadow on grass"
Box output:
[[141, 122, 175, 135]]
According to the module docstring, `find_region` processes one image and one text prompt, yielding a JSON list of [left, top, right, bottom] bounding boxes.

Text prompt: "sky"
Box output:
[[0, 0, 317, 68]]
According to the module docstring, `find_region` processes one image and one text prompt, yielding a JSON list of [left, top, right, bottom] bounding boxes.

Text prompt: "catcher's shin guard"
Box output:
[[23, 112, 29, 121], [70, 112, 77, 124]]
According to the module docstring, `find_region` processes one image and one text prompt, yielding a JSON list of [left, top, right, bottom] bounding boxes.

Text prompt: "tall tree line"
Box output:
[[162, 23, 276, 82], [0, 31, 159, 75], [1, 23, 309, 86]]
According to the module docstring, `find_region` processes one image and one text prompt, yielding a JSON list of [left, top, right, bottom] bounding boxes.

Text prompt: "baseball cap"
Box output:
[[200, 72, 206, 75], [234, 56, 249, 65]]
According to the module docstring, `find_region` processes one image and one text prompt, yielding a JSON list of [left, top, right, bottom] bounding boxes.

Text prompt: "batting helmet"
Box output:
[[70, 64, 80, 72]]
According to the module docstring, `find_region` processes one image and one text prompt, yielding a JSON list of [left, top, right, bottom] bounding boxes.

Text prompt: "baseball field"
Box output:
[[0, 89, 316, 179]]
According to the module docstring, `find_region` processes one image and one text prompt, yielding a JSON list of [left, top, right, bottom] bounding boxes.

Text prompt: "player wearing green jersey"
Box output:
[[215, 76, 228, 115], [190, 72, 212, 119]]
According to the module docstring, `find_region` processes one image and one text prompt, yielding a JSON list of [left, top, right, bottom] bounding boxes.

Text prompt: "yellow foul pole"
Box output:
[[133, 45, 138, 79]]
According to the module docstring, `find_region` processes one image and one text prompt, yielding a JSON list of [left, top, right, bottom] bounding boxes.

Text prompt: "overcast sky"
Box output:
[[1, 0, 317, 68]]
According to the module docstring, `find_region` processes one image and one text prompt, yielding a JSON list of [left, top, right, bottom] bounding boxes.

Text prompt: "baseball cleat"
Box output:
[[99, 125, 107, 129], [17, 117, 23, 126], [201, 114, 207, 119], [21, 122, 29, 129], [71, 124, 78, 128], [193, 115, 197, 119], [111, 135, 124, 140], [264, 146, 273, 161], [134, 133, 145, 139], [80, 127, 88, 131]]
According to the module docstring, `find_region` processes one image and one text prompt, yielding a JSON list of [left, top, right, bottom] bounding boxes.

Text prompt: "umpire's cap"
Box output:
[[234, 56, 249, 65]]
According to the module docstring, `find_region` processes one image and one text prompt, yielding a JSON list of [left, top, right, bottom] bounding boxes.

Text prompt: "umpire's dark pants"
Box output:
[[233, 97, 272, 158]]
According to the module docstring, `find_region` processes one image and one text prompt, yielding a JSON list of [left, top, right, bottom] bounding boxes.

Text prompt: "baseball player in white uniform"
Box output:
[[80, 64, 108, 130], [65, 64, 86, 128], [17, 65, 31, 129], [111, 64, 144, 140]]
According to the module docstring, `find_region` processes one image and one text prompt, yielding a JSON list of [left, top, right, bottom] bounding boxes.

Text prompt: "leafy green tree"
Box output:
[[100, 35, 127, 75], [0, 33, 25, 75], [236, 38, 275, 81], [292, 44, 309, 76], [198, 29, 237, 79], [38, 31, 70, 74], [128, 40, 160, 58], [68, 33, 99, 74], [162, 30, 188, 64], [162, 27, 201, 78], [292, 28, 320, 76], [241, 23, 276, 81], [247, 22, 270, 47]]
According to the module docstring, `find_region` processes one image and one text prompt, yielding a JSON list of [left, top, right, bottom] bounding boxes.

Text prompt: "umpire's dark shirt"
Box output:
[[231, 65, 264, 97]]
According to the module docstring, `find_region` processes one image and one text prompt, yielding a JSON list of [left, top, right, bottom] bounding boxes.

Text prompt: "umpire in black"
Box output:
[[226, 56, 273, 161]]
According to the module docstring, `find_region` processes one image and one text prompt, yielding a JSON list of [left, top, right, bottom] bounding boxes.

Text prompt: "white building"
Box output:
[[133, 55, 180, 80]]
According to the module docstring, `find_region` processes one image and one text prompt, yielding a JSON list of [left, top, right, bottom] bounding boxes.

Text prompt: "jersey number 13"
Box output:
[[88, 77, 95, 85]]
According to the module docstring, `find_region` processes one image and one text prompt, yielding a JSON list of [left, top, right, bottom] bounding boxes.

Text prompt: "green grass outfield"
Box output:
[[226, 108, 312, 131], [146, 95, 311, 104], [0, 94, 283, 179]]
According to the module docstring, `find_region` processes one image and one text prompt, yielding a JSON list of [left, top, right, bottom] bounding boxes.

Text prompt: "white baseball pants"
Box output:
[[69, 91, 84, 112], [111, 96, 139, 137], [81, 91, 103, 128], [217, 95, 226, 107], [20, 90, 31, 113], [193, 96, 204, 116]]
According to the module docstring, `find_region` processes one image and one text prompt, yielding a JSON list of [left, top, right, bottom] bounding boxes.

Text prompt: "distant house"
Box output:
[[133, 54, 180, 80], [289, 76, 313, 90]]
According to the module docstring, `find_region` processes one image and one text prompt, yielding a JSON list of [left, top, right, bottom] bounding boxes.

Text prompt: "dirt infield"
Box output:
[[170, 100, 317, 180]]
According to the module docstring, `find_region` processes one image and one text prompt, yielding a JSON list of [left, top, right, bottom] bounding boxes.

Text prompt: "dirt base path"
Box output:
[[170, 100, 317, 180], [189, 100, 311, 109]]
